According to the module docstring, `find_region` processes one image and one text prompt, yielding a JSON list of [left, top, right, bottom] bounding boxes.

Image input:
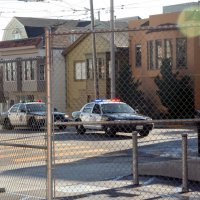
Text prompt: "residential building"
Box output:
[[129, 11, 200, 113], [0, 17, 90, 112], [0, 37, 66, 112], [62, 20, 130, 113]]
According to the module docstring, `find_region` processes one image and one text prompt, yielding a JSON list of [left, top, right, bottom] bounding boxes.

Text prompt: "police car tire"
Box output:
[[58, 125, 66, 130], [105, 127, 117, 136], [3, 118, 13, 130], [75, 119, 86, 134], [29, 117, 40, 130], [139, 130, 149, 137], [76, 125, 86, 134]]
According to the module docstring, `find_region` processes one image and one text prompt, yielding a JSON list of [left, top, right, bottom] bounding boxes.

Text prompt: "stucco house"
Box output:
[[129, 9, 200, 113]]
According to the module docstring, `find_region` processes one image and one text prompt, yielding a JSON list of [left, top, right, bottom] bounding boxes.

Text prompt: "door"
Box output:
[[89, 104, 102, 130], [80, 103, 94, 129], [8, 104, 20, 126], [17, 103, 28, 126]]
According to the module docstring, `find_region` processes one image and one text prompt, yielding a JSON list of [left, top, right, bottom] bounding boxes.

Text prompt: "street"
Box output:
[[0, 126, 199, 199]]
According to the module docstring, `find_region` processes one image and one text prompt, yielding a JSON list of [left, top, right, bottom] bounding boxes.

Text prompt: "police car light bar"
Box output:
[[110, 98, 121, 102], [94, 98, 121, 103]]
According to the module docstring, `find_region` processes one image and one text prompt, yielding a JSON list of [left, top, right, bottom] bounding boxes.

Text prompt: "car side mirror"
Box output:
[[20, 109, 26, 113], [135, 109, 139, 113]]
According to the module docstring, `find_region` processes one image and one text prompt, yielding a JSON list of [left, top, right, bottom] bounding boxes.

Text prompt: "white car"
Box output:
[[72, 99, 154, 136], [0, 101, 69, 130]]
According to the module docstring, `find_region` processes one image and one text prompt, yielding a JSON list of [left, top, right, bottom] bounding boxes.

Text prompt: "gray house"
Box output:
[[0, 17, 90, 113]]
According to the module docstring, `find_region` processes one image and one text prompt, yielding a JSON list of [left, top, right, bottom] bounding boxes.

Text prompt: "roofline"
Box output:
[[62, 33, 90, 56]]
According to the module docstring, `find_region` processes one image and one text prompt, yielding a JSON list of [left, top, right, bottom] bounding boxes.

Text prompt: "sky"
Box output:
[[0, 0, 198, 39]]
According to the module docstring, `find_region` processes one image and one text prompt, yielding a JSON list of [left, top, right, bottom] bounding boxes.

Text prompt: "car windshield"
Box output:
[[26, 103, 46, 112], [101, 103, 136, 114]]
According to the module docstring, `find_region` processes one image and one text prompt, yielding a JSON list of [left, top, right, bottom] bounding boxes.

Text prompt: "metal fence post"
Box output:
[[132, 131, 139, 185], [182, 133, 188, 193], [197, 123, 200, 157], [45, 27, 53, 200]]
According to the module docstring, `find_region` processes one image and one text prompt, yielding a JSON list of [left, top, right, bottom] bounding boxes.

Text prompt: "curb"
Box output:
[[139, 157, 200, 182]]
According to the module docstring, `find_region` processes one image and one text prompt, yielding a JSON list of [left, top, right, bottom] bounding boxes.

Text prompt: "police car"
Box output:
[[72, 98, 154, 136], [0, 101, 69, 130]]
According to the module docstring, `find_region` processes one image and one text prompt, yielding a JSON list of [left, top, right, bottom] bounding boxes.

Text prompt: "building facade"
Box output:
[[129, 11, 200, 113], [0, 37, 66, 112]]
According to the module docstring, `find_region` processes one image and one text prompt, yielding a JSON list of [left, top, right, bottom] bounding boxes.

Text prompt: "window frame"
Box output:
[[155, 40, 162, 69], [39, 64, 45, 81], [5, 62, 16, 82], [23, 60, 36, 81], [74, 61, 86, 80], [176, 38, 187, 68], [135, 44, 142, 67], [147, 40, 155, 70]]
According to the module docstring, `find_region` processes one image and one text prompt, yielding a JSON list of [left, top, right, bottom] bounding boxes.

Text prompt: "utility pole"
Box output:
[[90, 0, 99, 99], [45, 27, 53, 200], [110, 0, 115, 98]]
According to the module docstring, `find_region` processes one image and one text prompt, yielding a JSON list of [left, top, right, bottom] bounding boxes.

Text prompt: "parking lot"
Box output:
[[0, 126, 200, 199]]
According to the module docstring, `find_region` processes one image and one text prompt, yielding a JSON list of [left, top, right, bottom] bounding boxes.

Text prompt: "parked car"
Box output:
[[0, 101, 69, 130], [72, 98, 154, 136], [195, 109, 200, 118]]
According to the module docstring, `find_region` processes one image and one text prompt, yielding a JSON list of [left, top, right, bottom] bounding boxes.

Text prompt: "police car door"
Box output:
[[90, 104, 102, 130], [8, 104, 20, 126], [17, 103, 27, 126], [80, 103, 94, 129]]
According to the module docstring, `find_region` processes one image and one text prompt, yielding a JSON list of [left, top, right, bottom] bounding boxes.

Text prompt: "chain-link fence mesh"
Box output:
[[0, 55, 48, 199], [50, 24, 200, 200], [0, 13, 200, 200]]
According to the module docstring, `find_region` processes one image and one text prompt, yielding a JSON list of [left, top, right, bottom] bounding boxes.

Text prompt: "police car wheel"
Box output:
[[75, 119, 86, 134], [29, 118, 40, 130], [58, 125, 66, 130], [3, 118, 13, 130], [105, 127, 116, 136], [76, 125, 86, 134], [139, 130, 149, 137]]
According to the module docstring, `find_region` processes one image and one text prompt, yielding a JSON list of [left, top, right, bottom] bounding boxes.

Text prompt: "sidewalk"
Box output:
[[139, 157, 200, 182]]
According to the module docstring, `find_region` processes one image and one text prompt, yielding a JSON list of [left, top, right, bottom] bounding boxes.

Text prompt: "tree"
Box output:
[[154, 58, 194, 119], [116, 64, 145, 112]]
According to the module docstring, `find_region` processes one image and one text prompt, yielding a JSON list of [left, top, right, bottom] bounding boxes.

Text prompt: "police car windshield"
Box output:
[[26, 103, 46, 112], [101, 103, 136, 114]]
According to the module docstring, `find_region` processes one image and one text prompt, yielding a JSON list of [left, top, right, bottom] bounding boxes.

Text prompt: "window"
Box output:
[[82, 103, 94, 113], [92, 104, 101, 114], [97, 58, 105, 79], [23, 60, 36, 80], [74, 61, 86, 80], [86, 59, 93, 79], [164, 39, 173, 60], [155, 40, 162, 69], [70, 34, 76, 43], [9, 104, 20, 113], [176, 38, 187, 68], [86, 57, 105, 80], [19, 104, 26, 112], [12, 29, 21, 40], [147, 40, 155, 70], [135, 44, 141, 67], [5, 62, 16, 81], [39, 64, 45, 80]]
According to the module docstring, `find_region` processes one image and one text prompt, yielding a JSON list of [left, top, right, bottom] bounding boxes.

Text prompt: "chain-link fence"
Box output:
[[0, 18, 200, 200], [49, 23, 200, 200]]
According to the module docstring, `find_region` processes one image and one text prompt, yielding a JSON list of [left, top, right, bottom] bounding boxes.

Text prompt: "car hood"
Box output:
[[104, 113, 151, 120], [29, 111, 64, 116]]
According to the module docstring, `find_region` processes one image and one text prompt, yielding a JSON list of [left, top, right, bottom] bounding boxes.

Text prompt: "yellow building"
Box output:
[[63, 32, 129, 113]]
